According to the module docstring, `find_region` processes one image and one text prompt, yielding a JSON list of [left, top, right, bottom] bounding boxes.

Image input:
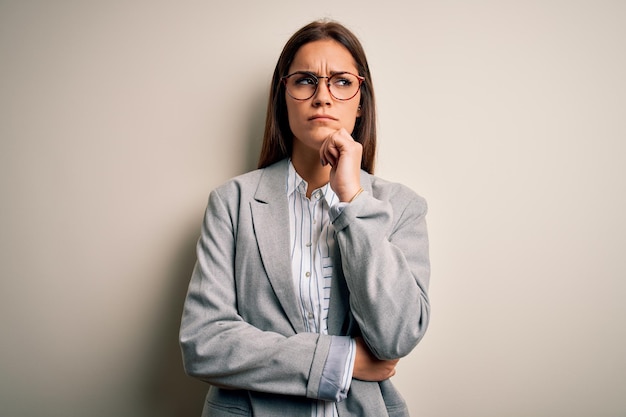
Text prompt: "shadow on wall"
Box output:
[[141, 88, 268, 416], [142, 225, 208, 417]]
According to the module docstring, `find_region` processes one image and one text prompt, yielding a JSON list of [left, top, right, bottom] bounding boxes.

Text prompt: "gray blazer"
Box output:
[[180, 159, 430, 416]]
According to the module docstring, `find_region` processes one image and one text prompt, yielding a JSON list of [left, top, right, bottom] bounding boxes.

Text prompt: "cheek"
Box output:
[[285, 102, 299, 132], [343, 104, 361, 132], [286, 100, 310, 128], [284, 97, 295, 121]]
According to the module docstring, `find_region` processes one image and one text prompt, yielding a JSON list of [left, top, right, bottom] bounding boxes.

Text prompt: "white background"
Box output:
[[1, 1, 625, 416]]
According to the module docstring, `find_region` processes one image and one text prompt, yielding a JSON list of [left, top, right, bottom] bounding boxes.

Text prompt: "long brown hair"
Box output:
[[257, 20, 377, 174]]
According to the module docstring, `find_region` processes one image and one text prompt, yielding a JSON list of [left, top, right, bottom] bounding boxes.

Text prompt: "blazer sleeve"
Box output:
[[179, 187, 336, 400], [331, 183, 431, 360]]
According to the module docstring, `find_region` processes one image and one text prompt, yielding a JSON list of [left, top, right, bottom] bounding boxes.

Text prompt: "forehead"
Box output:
[[289, 39, 358, 72]]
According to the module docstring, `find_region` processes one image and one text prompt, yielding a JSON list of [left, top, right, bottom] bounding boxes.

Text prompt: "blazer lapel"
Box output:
[[250, 160, 305, 334]]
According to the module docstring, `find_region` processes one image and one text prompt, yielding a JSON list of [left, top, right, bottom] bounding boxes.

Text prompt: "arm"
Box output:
[[179, 188, 342, 400], [320, 128, 430, 360], [333, 188, 430, 360]]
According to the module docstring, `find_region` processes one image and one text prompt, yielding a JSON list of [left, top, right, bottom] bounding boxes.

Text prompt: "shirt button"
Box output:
[[307, 312, 314, 319], [305, 272, 311, 278], [305, 242, 312, 247]]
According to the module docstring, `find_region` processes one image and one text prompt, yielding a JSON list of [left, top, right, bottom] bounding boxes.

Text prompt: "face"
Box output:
[[285, 39, 362, 155]]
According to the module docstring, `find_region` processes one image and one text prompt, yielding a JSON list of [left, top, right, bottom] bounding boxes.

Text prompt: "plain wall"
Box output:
[[1, 1, 625, 416]]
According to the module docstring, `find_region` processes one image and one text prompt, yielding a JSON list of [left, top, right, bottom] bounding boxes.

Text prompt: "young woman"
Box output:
[[180, 20, 430, 417]]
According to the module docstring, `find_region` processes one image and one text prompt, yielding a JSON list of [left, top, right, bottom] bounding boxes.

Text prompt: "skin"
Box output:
[[285, 39, 398, 381], [286, 39, 363, 202]]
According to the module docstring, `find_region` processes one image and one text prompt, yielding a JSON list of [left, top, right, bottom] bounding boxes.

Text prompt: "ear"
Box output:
[[357, 104, 362, 118]]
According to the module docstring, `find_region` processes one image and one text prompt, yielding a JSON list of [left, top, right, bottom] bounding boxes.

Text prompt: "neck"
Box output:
[[291, 144, 330, 198]]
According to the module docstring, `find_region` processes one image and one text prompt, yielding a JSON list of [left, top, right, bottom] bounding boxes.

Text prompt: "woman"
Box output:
[[180, 20, 430, 417]]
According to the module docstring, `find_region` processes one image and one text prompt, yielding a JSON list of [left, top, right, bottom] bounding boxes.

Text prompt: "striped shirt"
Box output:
[[287, 161, 355, 417]]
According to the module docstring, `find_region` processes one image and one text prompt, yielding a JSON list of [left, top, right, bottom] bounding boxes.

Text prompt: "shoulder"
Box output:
[[367, 173, 428, 216], [213, 169, 263, 198], [211, 159, 288, 202]]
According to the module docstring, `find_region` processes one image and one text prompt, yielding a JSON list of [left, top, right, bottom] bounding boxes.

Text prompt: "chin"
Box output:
[[311, 126, 337, 140]]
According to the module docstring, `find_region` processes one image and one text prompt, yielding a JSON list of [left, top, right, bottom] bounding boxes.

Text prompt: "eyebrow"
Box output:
[[291, 70, 352, 76]]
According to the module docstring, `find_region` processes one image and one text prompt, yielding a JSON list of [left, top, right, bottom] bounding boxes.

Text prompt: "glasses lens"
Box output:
[[285, 73, 318, 100], [328, 73, 361, 100]]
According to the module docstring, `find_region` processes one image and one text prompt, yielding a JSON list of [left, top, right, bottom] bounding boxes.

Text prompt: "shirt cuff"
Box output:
[[318, 336, 356, 402]]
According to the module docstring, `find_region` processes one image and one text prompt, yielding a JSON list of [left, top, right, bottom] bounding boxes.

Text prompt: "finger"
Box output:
[[320, 132, 341, 166], [323, 145, 340, 166], [328, 129, 352, 151], [336, 127, 354, 143], [320, 145, 337, 167]]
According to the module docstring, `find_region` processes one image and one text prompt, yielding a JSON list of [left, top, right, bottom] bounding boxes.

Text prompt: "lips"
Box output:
[[308, 114, 338, 121]]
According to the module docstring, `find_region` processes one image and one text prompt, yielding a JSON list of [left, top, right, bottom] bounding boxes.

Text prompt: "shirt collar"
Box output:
[[287, 160, 338, 206]]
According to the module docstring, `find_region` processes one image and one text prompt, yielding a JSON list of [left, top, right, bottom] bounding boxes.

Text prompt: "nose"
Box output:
[[312, 78, 332, 106]]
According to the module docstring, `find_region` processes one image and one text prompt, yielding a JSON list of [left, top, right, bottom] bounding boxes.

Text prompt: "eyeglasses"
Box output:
[[282, 71, 365, 101]]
